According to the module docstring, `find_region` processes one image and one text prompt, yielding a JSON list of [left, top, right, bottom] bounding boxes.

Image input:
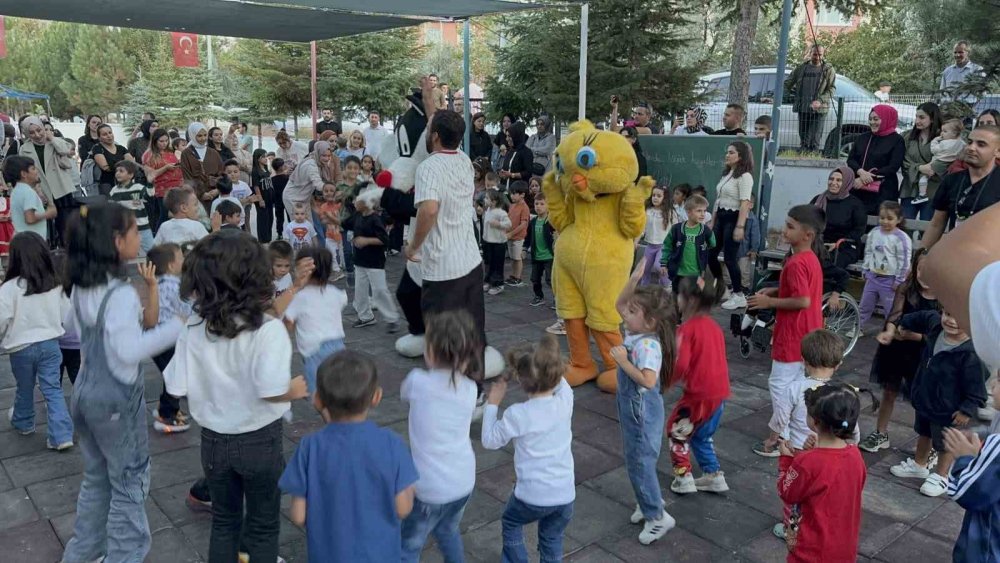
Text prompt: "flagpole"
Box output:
[[310, 41, 318, 140]]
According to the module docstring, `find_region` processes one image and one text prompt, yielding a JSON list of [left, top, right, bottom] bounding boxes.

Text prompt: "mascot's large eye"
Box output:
[[555, 155, 565, 175], [576, 147, 597, 170]]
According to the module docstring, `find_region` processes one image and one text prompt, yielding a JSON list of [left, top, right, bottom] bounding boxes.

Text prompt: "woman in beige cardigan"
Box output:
[[19, 116, 76, 246]]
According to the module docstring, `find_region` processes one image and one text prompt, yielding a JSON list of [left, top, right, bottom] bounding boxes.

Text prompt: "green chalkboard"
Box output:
[[640, 135, 766, 204]]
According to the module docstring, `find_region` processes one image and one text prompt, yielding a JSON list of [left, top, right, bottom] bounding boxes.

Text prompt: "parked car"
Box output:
[[698, 67, 917, 157]]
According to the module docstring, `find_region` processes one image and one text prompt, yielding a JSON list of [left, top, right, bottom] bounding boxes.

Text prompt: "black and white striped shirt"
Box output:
[[414, 151, 481, 281], [109, 182, 152, 231]]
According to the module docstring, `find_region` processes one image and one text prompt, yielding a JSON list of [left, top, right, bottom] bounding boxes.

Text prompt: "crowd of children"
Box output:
[[1, 108, 997, 563]]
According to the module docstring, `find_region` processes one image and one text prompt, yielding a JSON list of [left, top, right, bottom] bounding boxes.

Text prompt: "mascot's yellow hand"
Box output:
[[543, 170, 573, 232], [619, 175, 654, 239]]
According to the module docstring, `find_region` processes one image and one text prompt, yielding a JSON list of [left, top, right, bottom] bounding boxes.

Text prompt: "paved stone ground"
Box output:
[[0, 256, 963, 562]]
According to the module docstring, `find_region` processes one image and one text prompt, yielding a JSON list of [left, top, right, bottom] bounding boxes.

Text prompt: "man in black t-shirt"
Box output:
[[923, 126, 1000, 249], [315, 108, 342, 137], [710, 103, 748, 136]]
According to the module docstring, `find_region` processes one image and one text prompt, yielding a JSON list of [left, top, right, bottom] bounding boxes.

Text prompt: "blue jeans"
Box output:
[[901, 197, 934, 221], [139, 228, 154, 255], [501, 495, 573, 563], [401, 493, 471, 563], [302, 339, 345, 394], [616, 367, 665, 520], [690, 403, 725, 474], [9, 338, 73, 444], [311, 208, 326, 240]]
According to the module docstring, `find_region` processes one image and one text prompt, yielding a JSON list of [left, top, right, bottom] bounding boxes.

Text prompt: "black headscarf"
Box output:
[[507, 122, 528, 149]]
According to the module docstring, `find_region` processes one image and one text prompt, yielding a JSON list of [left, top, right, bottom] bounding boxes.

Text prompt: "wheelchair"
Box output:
[[729, 251, 862, 360]]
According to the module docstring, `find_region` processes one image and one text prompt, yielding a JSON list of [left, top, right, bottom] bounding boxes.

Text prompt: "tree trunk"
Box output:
[[293, 114, 299, 139], [728, 0, 763, 111]]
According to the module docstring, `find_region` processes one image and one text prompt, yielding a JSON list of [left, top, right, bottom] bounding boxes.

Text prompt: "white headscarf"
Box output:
[[22, 116, 45, 140], [187, 122, 208, 159]]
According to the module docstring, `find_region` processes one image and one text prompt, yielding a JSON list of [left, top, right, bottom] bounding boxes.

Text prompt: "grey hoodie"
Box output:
[[526, 114, 557, 173]]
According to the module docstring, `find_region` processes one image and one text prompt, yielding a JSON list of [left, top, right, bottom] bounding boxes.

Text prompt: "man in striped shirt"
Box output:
[[407, 109, 488, 377], [110, 160, 154, 253]]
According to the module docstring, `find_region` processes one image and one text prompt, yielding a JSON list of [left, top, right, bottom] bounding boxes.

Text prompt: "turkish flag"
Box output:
[[0, 17, 7, 60], [171, 32, 199, 67]]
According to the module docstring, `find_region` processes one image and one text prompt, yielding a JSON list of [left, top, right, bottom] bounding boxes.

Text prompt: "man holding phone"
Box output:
[[610, 96, 660, 134]]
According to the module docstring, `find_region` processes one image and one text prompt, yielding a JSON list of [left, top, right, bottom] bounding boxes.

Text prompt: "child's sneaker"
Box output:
[[47, 439, 74, 451], [352, 316, 377, 328], [330, 271, 345, 282], [772, 522, 786, 540], [638, 511, 676, 545], [694, 471, 729, 493], [629, 504, 644, 524], [752, 440, 780, 458], [153, 409, 192, 434], [6, 406, 34, 436], [721, 292, 747, 310], [859, 430, 890, 452], [186, 492, 212, 513], [530, 297, 544, 307], [911, 195, 929, 206], [488, 286, 505, 296], [890, 457, 930, 479], [670, 473, 696, 494], [545, 319, 566, 335], [919, 473, 948, 497], [506, 278, 525, 288]]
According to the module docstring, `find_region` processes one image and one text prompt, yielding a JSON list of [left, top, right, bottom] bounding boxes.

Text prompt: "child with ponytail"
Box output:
[[609, 257, 678, 545], [778, 382, 867, 562]]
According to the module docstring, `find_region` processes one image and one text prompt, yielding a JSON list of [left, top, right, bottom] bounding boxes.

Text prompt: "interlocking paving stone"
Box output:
[[0, 255, 959, 560]]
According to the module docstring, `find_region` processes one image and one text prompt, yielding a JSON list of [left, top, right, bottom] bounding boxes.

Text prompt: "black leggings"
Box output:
[[710, 209, 745, 294]]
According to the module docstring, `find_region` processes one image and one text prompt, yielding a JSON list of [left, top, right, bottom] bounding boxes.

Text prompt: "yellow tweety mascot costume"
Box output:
[[542, 120, 655, 393]]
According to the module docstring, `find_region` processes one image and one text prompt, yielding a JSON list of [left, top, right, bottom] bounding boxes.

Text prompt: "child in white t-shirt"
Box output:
[[283, 202, 318, 252], [481, 335, 575, 562], [283, 245, 347, 394], [154, 187, 209, 249], [400, 311, 480, 561], [269, 240, 294, 297], [223, 159, 257, 231], [164, 230, 308, 560]]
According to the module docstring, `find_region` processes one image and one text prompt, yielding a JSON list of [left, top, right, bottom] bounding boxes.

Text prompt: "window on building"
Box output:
[[816, 5, 851, 26]]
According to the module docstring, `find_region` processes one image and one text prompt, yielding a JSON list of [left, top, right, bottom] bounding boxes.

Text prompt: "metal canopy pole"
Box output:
[[758, 0, 794, 241], [577, 3, 589, 121], [463, 19, 472, 155], [310, 41, 318, 139]]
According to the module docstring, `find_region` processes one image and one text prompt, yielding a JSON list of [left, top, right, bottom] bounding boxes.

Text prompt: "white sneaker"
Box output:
[[670, 473, 696, 494], [638, 511, 676, 545], [920, 473, 948, 497], [694, 471, 729, 493], [629, 504, 644, 524], [890, 457, 930, 479], [721, 293, 747, 310]]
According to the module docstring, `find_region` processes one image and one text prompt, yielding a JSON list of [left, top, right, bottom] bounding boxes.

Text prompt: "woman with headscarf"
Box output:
[[620, 126, 648, 179], [526, 113, 557, 173], [18, 116, 77, 245], [500, 122, 533, 190], [672, 107, 712, 136], [127, 119, 158, 161], [90, 124, 135, 196], [208, 126, 235, 162], [810, 165, 867, 269], [847, 104, 906, 215], [283, 140, 340, 239], [179, 122, 225, 213]]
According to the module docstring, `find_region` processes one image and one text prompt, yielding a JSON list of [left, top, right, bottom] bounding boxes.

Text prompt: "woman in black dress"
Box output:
[[847, 104, 906, 215]]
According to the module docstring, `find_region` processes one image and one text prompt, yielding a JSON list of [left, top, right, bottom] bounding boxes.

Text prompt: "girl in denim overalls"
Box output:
[[61, 204, 182, 563], [610, 257, 678, 546]]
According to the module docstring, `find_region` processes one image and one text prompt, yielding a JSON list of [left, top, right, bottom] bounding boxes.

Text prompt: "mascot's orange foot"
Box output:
[[564, 318, 598, 386], [596, 369, 619, 394]]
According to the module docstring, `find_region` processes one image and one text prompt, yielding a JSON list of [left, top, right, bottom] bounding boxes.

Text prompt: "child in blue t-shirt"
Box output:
[[280, 351, 418, 561]]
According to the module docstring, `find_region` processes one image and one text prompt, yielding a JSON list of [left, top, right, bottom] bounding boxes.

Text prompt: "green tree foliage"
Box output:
[[486, 0, 701, 124], [60, 26, 136, 115], [319, 28, 423, 118], [222, 40, 311, 122]]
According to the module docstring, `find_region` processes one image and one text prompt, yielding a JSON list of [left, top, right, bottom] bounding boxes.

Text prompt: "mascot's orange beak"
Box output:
[[571, 173, 588, 192]]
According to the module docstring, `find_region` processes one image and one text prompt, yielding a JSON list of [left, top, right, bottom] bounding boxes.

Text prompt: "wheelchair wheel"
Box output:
[[738, 336, 751, 359], [821, 292, 861, 357]]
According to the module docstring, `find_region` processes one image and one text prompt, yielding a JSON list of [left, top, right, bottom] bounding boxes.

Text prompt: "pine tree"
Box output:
[[60, 27, 134, 115]]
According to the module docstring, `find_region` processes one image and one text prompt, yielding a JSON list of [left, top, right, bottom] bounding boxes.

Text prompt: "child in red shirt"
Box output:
[[748, 205, 825, 457], [504, 182, 531, 287], [667, 275, 731, 495], [778, 382, 866, 563]]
